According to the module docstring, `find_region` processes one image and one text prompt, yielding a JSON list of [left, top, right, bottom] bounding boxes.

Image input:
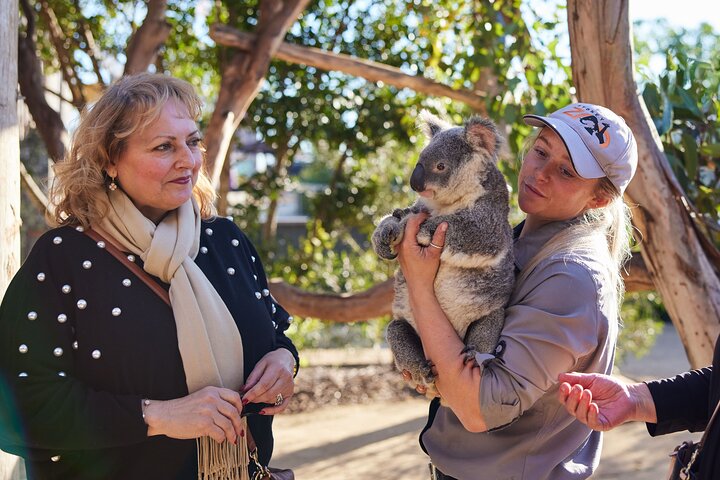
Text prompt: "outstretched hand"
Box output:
[[557, 372, 657, 432]]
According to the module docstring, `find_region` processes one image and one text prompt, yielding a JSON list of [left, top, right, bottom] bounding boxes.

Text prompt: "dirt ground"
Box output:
[[0, 327, 702, 480], [271, 327, 701, 480]]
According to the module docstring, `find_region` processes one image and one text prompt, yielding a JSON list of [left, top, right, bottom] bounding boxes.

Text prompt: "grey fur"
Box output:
[[371, 112, 514, 399]]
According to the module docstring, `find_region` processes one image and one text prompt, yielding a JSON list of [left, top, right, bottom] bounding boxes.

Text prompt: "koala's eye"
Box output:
[[436, 163, 446, 171]]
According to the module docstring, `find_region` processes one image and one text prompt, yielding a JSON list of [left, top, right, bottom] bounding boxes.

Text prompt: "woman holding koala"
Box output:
[[397, 103, 637, 480]]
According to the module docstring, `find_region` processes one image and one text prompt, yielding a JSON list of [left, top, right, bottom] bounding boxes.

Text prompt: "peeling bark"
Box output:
[[1, 0, 20, 297], [567, 0, 720, 367]]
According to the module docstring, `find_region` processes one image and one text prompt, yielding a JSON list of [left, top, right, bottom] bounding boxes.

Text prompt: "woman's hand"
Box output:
[[144, 386, 244, 444], [396, 212, 448, 295], [557, 372, 657, 431], [241, 348, 296, 415]]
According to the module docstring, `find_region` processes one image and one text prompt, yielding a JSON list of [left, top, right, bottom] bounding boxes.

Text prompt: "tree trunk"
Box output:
[[209, 24, 487, 112], [124, 0, 171, 75], [18, 0, 67, 162], [1, 3, 26, 474], [567, 0, 720, 368], [262, 142, 291, 243], [1, 0, 20, 296], [203, 0, 308, 191], [38, 0, 85, 109]]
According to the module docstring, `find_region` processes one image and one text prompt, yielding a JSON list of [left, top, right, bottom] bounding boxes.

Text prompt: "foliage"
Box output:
[[616, 291, 666, 364], [223, 0, 575, 348], [19, 1, 719, 357], [635, 20, 720, 248], [608, 20, 720, 363]]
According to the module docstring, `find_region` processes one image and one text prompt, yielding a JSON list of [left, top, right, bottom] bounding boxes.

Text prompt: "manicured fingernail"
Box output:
[[240, 430, 245, 438], [242, 398, 249, 406], [259, 410, 266, 415]]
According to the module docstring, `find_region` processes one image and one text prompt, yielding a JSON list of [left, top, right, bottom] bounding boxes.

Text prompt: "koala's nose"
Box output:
[[410, 164, 425, 192]]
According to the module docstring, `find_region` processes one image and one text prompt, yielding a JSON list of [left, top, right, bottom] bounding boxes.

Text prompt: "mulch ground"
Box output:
[[285, 364, 424, 414]]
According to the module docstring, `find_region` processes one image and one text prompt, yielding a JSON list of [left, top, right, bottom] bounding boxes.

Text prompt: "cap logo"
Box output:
[[561, 106, 611, 149]]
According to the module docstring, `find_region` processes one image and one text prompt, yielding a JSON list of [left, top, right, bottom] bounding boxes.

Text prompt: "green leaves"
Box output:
[[635, 19, 720, 249]]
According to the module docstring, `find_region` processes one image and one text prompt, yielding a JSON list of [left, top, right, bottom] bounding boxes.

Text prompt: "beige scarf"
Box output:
[[98, 189, 249, 480]]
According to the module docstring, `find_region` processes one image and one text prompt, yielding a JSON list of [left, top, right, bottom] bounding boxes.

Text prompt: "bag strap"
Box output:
[[680, 382, 720, 475], [84, 228, 171, 307], [698, 393, 720, 448]]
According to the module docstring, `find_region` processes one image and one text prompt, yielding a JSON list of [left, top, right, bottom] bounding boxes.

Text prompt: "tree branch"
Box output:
[[20, 161, 49, 214], [38, 0, 86, 109], [209, 24, 487, 113], [18, 0, 67, 162], [270, 252, 653, 322], [567, 0, 720, 367], [72, 0, 105, 86], [124, 0, 171, 75], [204, 0, 310, 193]]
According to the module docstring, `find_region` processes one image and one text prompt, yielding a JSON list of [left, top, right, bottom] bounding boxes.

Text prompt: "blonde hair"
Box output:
[[517, 129, 633, 309], [49, 73, 216, 227]]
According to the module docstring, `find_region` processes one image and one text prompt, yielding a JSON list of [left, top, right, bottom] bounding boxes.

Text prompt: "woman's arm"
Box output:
[[397, 213, 488, 432], [0, 231, 246, 453], [235, 229, 298, 415], [398, 213, 614, 432], [557, 372, 657, 431]]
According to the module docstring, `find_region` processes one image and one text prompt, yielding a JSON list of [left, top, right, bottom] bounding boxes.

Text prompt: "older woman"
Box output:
[[0, 73, 298, 479]]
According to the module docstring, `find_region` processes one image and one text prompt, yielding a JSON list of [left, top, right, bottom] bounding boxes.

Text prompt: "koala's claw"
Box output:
[[461, 345, 479, 366], [392, 208, 410, 219]]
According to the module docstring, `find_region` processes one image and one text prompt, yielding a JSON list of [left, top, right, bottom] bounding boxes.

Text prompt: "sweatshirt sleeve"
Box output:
[[479, 259, 608, 430], [645, 367, 712, 436], [0, 231, 147, 457], [239, 232, 299, 375]]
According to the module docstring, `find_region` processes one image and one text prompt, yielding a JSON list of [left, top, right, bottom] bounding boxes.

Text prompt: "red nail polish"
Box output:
[[242, 398, 249, 406], [259, 410, 266, 415], [240, 430, 245, 437]]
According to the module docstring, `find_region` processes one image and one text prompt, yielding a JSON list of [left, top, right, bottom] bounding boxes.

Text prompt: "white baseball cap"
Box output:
[[523, 103, 638, 195]]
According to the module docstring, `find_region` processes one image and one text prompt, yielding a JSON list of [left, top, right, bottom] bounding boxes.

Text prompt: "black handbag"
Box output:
[[667, 398, 720, 480]]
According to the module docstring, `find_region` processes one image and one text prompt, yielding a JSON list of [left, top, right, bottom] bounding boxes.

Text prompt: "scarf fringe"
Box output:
[[197, 418, 249, 480]]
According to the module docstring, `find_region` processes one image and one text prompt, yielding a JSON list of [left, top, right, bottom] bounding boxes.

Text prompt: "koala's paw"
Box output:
[[372, 216, 404, 260], [416, 228, 432, 247], [410, 204, 430, 215], [400, 359, 439, 399], [392, 207, 413, 220], [460, 345, 479, 366]]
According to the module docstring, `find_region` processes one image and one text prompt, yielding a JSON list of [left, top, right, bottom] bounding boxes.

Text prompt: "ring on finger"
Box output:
[[429, 242, 444, 249], [274, 393, 284, 406]]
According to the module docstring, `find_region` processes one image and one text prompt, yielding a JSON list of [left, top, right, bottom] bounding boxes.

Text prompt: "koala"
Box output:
[[372, 111, 514, 399]]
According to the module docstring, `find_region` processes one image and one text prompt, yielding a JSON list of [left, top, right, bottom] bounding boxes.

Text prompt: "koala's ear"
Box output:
[[419, 110, 452, 139], [464, 116, 502, 157]]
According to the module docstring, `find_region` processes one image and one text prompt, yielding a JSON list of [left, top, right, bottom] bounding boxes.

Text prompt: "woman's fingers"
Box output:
[[208, 423, 229, 444], [211, 411, 237, 444], [574, 388, 594, 424], [430, 222, 448, 250], [214, 397, 244, 437]]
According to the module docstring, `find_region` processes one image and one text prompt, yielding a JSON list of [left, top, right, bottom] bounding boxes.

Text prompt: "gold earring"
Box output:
[[108, 177, 118, 191]]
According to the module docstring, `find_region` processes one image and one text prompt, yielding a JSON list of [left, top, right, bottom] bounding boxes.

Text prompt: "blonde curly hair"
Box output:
[[49, 73, 216, 227]]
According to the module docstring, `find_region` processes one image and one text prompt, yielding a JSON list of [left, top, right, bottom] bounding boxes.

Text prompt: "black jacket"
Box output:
[[0, 217, 298, 479], [646, 333, 719, 480]]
